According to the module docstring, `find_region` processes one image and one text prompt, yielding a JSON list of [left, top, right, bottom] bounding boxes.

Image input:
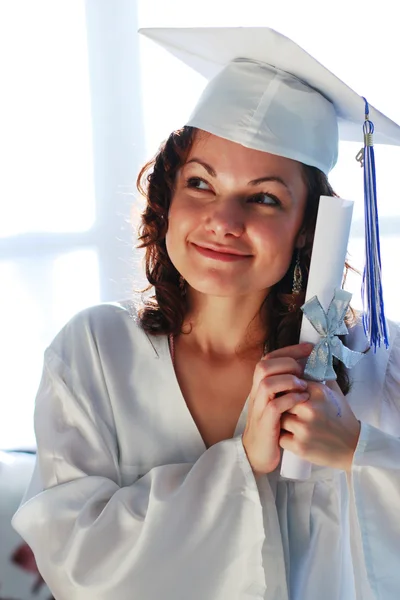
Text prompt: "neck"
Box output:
[[178, 288, 269, 360]]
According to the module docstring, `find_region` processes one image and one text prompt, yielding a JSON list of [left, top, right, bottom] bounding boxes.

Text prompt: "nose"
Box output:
[[204, 196, 245, 238]]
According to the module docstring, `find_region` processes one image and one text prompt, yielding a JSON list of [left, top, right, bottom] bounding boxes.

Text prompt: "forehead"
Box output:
[[186, 131, 305, 181]]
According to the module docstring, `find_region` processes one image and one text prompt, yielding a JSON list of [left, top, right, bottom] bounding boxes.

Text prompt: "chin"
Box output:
[[184, 272, 268, 298]]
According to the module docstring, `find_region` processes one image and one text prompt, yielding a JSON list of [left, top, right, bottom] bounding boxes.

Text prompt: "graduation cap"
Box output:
[[139, 26, 400, 350]]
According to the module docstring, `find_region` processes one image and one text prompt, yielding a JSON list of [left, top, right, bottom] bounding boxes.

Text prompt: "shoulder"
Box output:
[[39, 301, 165, 428], [56, 299, 137, 333], [47, 300, 159, 368]]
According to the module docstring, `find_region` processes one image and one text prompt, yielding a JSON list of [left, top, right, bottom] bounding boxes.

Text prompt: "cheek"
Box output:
[[167, 196, 203, 236], [251, 216, 301, 282], [253, 217, 298, 258], [165, 213, 178, 260], [165, 200, 196, 264]]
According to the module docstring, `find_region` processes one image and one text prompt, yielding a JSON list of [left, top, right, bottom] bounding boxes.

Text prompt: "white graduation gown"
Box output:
[[12, 302, 400, 600]]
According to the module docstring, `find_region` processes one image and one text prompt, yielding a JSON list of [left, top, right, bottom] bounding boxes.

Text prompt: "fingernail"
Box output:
[[297, 378, 308, 388], [301, 343, 314, 352]]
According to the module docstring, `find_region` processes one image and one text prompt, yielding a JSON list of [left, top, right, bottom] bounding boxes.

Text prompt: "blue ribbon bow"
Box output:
[[302, 289, 364, 382]]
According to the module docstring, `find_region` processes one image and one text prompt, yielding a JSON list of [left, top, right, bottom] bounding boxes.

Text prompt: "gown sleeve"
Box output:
[[348, 323, 400, 599], [12, 342, 269, 600]]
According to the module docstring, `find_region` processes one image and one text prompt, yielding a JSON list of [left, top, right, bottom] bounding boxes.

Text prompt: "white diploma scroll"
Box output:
[[280, 195, 354, 480]]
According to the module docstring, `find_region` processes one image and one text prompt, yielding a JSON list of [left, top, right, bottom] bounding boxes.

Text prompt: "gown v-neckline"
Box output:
[[159, 333, 249, 453]]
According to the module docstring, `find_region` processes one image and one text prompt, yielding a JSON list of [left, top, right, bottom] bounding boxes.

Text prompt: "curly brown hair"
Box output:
[[136, 126, 354, 394]]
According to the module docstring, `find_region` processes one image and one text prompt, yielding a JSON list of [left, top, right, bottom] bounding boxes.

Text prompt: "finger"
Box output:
[[280, 413, 301, 433], [298, 380, 341, 405], [252, 374, 308, 419], [265, 392, 309, 422], [258, 393, 309, 434], [265, 343, 314, 361], [257, 373, 308, 398], [296, 355, 311, 373], [279, 431, 295, 452], [252, 356, 304, 391]]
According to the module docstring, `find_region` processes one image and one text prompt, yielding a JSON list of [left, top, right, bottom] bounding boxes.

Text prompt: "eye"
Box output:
[[186, 176, 211, 191], [248, 192, 282, 207]]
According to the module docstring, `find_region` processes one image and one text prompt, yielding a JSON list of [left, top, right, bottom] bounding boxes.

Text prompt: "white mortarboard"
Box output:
[[139, 26, 400, 349], [139, 27, 400, 174]]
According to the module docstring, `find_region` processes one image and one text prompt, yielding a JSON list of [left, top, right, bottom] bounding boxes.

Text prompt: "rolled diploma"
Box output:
[[280, 195, 354, 480]]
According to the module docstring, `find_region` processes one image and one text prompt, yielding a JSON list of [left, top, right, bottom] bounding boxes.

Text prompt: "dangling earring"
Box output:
[[179, 275, 187, 297], [289, 250, 303, 311], [292, 250, 303, 295]]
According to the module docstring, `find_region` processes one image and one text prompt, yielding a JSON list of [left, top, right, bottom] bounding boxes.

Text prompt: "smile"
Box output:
[[191, 243, 252, 262]]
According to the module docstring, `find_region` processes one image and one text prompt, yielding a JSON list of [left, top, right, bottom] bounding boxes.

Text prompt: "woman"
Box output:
[[12, 27, 400, 599]]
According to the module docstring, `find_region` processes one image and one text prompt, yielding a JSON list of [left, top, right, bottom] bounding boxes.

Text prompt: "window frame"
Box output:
[[0, 1, 144, 303]]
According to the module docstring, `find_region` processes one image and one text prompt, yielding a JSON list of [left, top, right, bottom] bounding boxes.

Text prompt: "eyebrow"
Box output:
[[186, 158, 217, 177], [185, 158, 292, 193]]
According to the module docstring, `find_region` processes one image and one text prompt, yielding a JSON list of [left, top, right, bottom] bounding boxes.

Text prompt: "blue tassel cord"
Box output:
[[359, 98, 389, 350]]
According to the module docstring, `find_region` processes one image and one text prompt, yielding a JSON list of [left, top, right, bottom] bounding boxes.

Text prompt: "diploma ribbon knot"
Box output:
[[302, 289, 364, 381]]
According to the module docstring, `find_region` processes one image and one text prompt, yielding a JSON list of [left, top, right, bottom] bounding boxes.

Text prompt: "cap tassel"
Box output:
[[356, 97, 389, 350]]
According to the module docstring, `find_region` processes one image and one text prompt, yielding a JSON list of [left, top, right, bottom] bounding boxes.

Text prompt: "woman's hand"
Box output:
[[242, 343, 313, 476], [279, 380, 361, 472]]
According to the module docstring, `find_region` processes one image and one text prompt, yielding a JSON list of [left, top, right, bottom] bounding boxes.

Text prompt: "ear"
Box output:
[[295, 228, 307, 249]]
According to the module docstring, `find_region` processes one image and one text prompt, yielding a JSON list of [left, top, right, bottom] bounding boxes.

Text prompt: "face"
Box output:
[[165, 132, 308, 299]]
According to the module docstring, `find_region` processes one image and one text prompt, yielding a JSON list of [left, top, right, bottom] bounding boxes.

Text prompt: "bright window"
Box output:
[[0, 1, 142, 450], [1, 0, 399, 450]]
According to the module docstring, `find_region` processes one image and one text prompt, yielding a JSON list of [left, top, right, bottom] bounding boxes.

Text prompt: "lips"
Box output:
[[191, 242, 251, 262], [193, 242, 250, 256]]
